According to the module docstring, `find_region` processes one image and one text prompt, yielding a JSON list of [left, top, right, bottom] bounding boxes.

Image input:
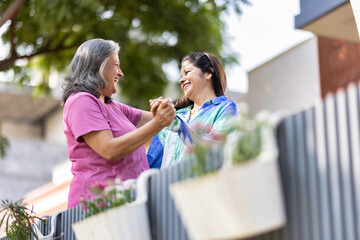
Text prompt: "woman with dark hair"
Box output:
[[62, 38, 175, 208], [147, 52, 238, 169]]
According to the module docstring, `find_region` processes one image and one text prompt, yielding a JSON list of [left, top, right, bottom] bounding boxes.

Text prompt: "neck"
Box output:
[[192, 93, 217, 110], [99, 95, 105, 103]]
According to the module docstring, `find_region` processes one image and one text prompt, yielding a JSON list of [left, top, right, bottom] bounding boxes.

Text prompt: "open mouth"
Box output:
[[182, 82, 190, 91]]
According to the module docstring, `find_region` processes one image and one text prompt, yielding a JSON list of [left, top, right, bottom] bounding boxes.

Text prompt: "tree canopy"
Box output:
[[0, 0, 249, 109]]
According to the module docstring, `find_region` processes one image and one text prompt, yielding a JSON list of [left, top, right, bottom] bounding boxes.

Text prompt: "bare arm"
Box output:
[[83, 101, 175, 161], [136, 111, 153, 127]]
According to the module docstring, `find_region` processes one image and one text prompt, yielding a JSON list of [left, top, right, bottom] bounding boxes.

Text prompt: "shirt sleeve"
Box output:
[[146, 134, 164, 169], [66, 94, 111, 141], [115, 102, 142, 126], [211, 101, 238, 134], [166, 115, 193, 147]]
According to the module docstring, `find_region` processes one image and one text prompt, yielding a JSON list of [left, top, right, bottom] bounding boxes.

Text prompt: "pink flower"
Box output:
[[95, 201, 107, 208], [193, 122, 203, 130], [90, 181, 108, 195], [204, 125, 212, 133], [211, 132, 225, 141], [186, 145, 195, 153], [92, 181, 108, 189]]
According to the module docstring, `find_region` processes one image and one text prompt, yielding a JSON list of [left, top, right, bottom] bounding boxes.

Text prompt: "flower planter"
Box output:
[[170, 159, 285, 240], [169, 116, 286, 240], [72, 169, 159, 240]]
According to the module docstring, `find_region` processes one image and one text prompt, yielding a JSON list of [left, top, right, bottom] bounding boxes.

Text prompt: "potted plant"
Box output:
[[72, 169, 159, 240], [169, 106, 286, 240], [0, 199, 45, 240]]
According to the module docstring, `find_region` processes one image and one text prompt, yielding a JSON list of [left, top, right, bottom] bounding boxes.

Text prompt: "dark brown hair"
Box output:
[[173, 52, 227, 110]]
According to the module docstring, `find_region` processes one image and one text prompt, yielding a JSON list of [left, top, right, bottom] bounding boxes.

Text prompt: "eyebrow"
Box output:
[[182, 67, 192, 72]]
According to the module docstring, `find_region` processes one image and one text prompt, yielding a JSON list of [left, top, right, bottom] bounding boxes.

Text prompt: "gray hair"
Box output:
[[62, 38, 120, 103]]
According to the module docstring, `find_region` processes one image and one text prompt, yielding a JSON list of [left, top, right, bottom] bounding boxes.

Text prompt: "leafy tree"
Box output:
[[0, 0, 250, 159], [0, 0, 249, 108]]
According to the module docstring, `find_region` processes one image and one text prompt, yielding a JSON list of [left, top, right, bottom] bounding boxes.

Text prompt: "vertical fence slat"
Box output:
[[348, 83, 360, 240], [324, 94, 343, 240], [304, 108, 321, 240], [336, 89, 356, 240]]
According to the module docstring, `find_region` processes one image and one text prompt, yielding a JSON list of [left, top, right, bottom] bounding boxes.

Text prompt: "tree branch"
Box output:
[[0, 42, 77, 72], [0, 0, 26, 27]]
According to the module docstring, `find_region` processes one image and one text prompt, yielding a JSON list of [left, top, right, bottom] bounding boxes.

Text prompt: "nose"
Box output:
[[179, 76, 185, 84], [118, 68, 124, 77]]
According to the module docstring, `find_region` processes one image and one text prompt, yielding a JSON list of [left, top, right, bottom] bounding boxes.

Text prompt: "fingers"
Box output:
[[158, 98, 173, 110], [149, 97, 163, 116], [150, 97, 174, 117], [153, 98, 176, 127], [150, 100, 161, 116]]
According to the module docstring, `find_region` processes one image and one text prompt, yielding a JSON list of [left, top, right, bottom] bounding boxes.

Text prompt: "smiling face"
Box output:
[[100, 53, 123, 97], [179, 60, 214, 103]]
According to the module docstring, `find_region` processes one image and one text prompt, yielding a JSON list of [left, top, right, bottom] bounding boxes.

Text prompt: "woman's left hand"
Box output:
[[150, 97, 174, 116]]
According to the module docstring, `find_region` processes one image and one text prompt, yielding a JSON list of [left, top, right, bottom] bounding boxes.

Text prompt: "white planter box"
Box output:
[[169, 117, 286, 240], [72, 169, 159, 240], [170, 160, 286, 240]]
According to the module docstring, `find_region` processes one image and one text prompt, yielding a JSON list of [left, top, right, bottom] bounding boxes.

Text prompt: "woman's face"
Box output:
[[100, 53, 123, 97], [179, 60, 212, 101]]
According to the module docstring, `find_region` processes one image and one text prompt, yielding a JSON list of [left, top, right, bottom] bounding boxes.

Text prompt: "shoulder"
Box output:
[[64, 92, 101, 112], [212, 96, 238, 115], [66, 92, 98, 104]]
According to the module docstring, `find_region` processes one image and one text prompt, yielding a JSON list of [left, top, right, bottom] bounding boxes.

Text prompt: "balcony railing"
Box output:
[[2, 82, 360, 240]]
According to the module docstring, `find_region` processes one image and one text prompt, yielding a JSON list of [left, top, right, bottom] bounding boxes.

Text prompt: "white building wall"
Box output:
[[247, 37, 321, 117], [2, 121, 42, 139], [44, 108, 66, 145]]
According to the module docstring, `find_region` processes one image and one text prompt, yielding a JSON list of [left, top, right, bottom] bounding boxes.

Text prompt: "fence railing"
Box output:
[[2, 83, 360, 240]]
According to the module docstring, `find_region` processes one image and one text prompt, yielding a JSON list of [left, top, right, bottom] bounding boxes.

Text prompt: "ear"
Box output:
[[205, 72, 212, 81]]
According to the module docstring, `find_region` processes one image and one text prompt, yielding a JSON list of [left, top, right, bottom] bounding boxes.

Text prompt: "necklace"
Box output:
[[190, 107, 200, 116]]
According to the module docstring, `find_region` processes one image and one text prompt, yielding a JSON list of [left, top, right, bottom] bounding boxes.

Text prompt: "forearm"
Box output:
[[136, 111, 153, 127], [84, 100, 175, 160], [108, 120, 163, 159]]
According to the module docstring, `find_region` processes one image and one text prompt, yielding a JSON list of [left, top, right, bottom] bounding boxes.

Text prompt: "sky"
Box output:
[[223, 0, 314, 93]]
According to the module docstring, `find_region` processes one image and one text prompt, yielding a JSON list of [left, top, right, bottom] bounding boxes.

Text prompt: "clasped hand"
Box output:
[[149, 97, 176, 127]]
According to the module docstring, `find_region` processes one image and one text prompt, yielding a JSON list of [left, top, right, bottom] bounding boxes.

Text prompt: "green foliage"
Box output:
[[0, 135, 9, 159], [0, 199, 44, 240], [0, 0, 249, 108], [229, 104, 271, 164], [231, 123, 262, 163], [186, 123, 227, 177]]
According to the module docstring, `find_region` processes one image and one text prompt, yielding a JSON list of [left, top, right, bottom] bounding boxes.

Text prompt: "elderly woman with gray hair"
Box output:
[[62, 38, 175, 208]]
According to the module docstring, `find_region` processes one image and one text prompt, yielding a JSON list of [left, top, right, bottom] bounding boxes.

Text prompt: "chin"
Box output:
[[184, 92, 193, 100]]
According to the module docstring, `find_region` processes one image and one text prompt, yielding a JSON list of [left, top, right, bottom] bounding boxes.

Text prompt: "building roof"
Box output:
[[0, 82, 61, 123]]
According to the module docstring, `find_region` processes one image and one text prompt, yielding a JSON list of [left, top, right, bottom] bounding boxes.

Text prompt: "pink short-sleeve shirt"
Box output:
[[63, 92, 149, 208]]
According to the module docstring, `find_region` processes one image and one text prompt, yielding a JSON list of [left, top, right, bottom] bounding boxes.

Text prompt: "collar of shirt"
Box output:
[[179, 95, 228, 117], [205, 95, 228, 106]]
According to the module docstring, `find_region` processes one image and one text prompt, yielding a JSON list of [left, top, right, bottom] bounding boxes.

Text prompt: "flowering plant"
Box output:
[[186, 103, 272, 176], [225, 103, 272, 165], [186, 122, 227, 177], [80, 178, 135, 217]]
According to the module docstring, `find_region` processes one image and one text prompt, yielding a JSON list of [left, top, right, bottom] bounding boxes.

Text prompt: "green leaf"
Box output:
[[0, 0, 248, 107]]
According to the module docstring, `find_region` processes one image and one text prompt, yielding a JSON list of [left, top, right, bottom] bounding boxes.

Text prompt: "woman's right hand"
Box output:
[[152, 98, 176, 128]]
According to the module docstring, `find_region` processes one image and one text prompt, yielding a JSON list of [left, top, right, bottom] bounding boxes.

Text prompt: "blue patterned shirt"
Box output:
[[147, 95, 238, 169]]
